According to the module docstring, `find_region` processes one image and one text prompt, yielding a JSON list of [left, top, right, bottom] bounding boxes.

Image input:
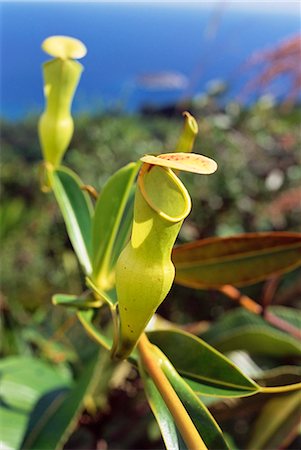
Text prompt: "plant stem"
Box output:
[[138, 333, 208, 450], [77, 310, 111, 351], [262, 276, 280, 310], [51, 314, 77, 342], [110, 305, 120, 358], [219, 285, 262, 314], [81, 184, 99, 199], [264, 310, 301, 340]]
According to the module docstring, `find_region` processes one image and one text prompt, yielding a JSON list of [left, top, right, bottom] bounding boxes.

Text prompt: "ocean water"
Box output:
[[0, 2, 300, 119]]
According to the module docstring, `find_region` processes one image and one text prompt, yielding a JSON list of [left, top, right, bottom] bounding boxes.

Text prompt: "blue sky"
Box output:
[[1, 0, 299, 14], [1, 1, 299, 17], [1, 0, 299, 8], [1, 0, 299, 118]]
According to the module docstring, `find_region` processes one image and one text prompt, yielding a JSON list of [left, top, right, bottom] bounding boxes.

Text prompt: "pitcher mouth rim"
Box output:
[[138, 163, 191, 223]]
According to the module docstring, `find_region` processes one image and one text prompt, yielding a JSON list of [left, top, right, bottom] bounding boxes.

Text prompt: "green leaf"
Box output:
[[138, 359, 185, 450], [92, 162, 140, 289], [158, 350, 230, 450], [0, 406, 30, 450], [148, 329, 259, 397], [173, 232, 301, 288], [0, 357, 71, 450], [201, 308, 301, 357], [256, 365, 301, 388], [49, 166, 93, 274], [216, 329, 301, 357], [22, 352, 101, 450], [109, 187, 135, 269], [247, 391, 301, 450], [0, 357, 71, 413], [52, 293, 102, 309]]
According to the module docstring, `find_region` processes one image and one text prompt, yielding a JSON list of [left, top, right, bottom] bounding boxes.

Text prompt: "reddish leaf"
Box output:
[[173, 232, 301, 288]]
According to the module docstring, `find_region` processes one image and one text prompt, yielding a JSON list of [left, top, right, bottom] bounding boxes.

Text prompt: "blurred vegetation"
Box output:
[[1, 97, 301, 449]]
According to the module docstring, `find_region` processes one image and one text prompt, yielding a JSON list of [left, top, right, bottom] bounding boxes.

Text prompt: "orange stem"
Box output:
[[219, 285, 262, 314], [138, 334, 207, 450]]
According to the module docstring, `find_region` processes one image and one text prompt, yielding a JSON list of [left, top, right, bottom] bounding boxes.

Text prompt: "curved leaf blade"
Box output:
[[173, 232, 301, 288], [0, 406, 29, 450], [50, 166, 93, 275], [0, 357, 71, 413], [52, 293, 103, 309], [159, 351, 230, 450], [255, 365, 301, 388], [138, 359, 185, 450], [148, 329, 259, 397], [109, 187, 136, 269], [0, 357, 71, 450], [92, 162, 140, 288], [212, 327, 301, 357], [22, 352, 101, 450], [201, 308, 301, 357], [182, 377, 257, 398]]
